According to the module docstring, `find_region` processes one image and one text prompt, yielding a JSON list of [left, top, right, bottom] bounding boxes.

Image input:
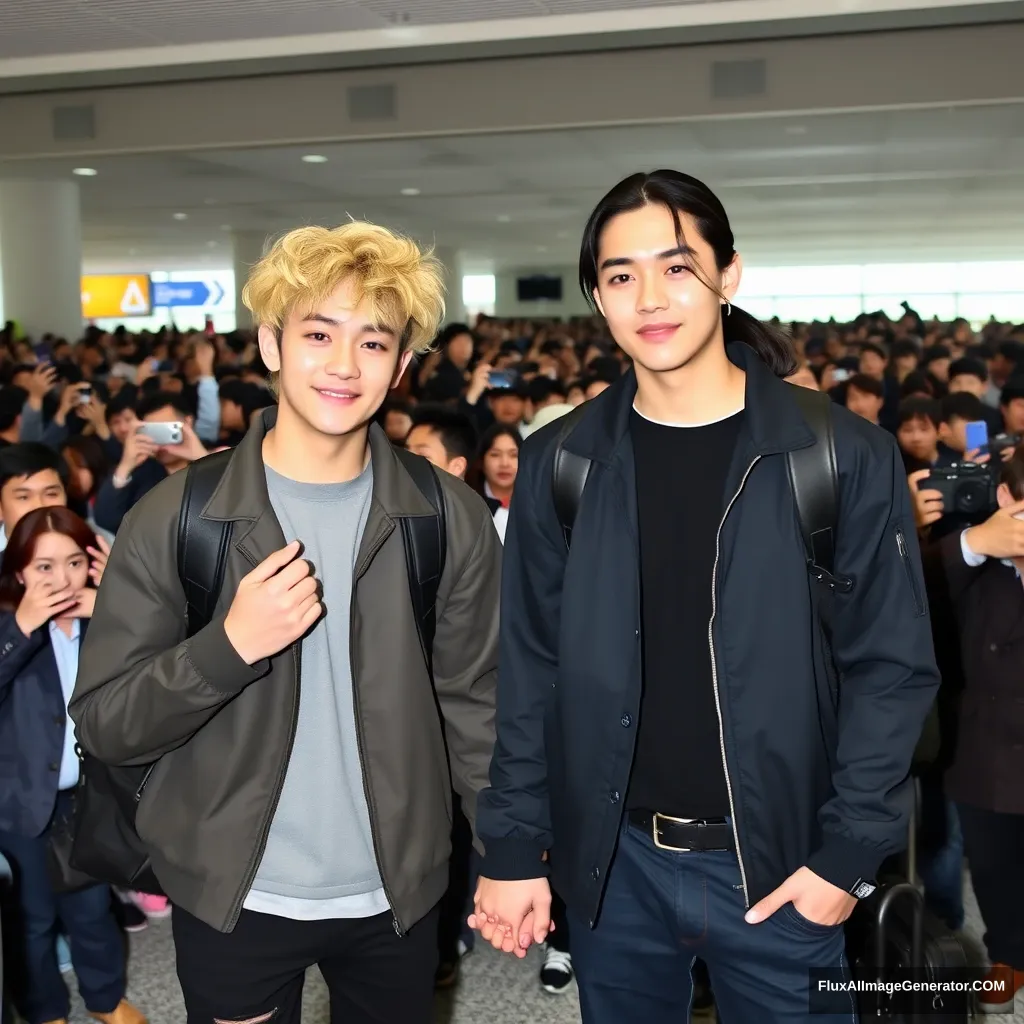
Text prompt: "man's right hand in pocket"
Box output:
[[223, 541, 322, 664], [469, 876, 553, 959]]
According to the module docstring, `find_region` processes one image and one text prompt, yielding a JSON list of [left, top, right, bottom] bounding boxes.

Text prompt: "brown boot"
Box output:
[[978, 963, 1024, 1014], [88, 1000, 148, 1024]]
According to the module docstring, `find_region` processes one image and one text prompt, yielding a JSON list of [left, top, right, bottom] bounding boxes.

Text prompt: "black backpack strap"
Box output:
[[394, 447, 447, 676], [177, 449, 234, 638], [785, 386, 849, 592], [552, 405, 593, 549]]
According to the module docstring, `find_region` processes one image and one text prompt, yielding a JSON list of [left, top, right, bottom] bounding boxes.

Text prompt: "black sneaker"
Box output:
[[435, 958, 460, 989], [540, 947, 574, 995], [116, 898, 149, 934]]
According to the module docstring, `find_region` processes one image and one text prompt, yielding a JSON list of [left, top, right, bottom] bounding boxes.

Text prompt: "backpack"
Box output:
[[50, 446, 447, 896], [178, 445, 448, 663]]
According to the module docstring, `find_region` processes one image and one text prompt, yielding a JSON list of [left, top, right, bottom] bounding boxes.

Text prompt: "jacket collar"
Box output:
[[564, 342, 817, 464], [202, 406, 436, 524]]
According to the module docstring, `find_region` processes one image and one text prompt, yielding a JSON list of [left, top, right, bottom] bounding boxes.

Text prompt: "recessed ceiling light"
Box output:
[[302, 154, 328, 164], [497, 214, 511, 223], [785, 125, 808, 136], [173, 212, 188, 221], [400, 187, 421, 196], [72, 167, 98, 177]]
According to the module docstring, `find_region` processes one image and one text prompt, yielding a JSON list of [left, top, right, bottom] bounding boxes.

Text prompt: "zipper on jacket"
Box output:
[[349, 590, 403, 937], [709, 455, 760, 908], [134, 762, 157, 803], [895, 527, 925, 617], [226, 550, 303, 932]]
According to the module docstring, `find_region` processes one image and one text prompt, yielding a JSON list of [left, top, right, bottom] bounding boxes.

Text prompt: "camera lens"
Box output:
[[957, 482, 985, 513]]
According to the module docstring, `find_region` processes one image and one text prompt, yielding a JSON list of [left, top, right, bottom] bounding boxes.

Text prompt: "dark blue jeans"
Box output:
[[0, 794, 125, 1024], [916, 777, 964, 931], [570, 820, 858, 1023]]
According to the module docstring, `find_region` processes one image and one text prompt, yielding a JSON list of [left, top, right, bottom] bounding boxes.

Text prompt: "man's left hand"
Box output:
[[744, 866, 856, 927]]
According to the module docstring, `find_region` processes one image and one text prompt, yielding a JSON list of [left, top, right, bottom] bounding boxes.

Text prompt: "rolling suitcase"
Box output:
[[845, 783, 982, 1022]]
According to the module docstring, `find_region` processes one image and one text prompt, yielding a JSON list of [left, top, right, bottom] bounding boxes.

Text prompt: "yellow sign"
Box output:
[[81, 275, 152, 318]]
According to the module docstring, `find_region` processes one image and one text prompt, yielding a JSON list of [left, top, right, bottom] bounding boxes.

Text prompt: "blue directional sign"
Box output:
[[152, 280, 225, 308]]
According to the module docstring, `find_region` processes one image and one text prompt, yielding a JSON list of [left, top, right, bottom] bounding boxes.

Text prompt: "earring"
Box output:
[[724, 301, 732, 317]]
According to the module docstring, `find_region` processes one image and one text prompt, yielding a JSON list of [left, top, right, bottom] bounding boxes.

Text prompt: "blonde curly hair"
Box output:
[[242, 222, 446, 356]]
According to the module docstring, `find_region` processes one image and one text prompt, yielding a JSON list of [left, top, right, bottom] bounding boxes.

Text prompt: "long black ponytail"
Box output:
[[579, 169, 796, 378]]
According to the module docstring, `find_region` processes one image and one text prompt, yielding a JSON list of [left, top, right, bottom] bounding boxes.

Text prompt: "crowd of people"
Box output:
[[0, 167, 1021, 1024]]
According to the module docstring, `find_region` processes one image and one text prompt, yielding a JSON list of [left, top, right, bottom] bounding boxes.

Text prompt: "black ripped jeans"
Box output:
[[173, 904, 439, 1024]]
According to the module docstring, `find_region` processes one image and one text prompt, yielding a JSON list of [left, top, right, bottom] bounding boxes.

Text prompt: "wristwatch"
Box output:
[[849, 879, 877, 899]]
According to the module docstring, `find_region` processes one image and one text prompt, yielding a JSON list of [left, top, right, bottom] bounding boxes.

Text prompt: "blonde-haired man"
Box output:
[[71, 223, 502, 1023]]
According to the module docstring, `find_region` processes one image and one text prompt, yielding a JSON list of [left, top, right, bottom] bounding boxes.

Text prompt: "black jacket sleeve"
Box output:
[[805, 428, 941, 890], [93, 460, 166, 534], [475, 436, 561, 880]]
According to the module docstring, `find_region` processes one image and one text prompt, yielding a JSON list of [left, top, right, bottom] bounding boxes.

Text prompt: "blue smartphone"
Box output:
[[965, 420, 989, 453]]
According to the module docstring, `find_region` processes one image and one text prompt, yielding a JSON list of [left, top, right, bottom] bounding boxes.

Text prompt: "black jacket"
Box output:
[[92, 457, 167, 534], [476, 343, 940, 923]]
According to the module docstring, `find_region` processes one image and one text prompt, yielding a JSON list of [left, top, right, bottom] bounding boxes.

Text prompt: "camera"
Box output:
[[928, 462, 998, 520]]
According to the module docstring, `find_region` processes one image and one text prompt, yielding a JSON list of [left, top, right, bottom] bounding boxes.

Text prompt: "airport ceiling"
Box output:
[[1, 0, 1021, 88], [1, 103, 1020, 272]]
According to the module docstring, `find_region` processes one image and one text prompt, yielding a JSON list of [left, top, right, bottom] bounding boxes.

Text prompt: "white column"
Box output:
[[0, 180, 83, 341], [432, 246, 466, 327], [231, 229, 272, 330]]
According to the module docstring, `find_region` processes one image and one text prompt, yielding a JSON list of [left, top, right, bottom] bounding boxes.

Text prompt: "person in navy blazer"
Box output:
[[0, 506, 145, 1024]]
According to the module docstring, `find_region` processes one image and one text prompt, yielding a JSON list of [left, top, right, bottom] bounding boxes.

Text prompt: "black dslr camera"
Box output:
[[927, 462, 999, 521]]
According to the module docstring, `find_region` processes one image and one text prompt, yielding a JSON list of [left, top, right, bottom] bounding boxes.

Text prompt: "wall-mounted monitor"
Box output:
[[517, 274, 563, 302]]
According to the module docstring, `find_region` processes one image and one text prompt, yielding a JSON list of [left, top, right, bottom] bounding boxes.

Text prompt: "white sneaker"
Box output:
[[540, 947, 574, 995]]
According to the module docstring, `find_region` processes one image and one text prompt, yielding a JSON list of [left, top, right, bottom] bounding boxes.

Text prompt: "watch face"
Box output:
[[852, 880, 876, 899]]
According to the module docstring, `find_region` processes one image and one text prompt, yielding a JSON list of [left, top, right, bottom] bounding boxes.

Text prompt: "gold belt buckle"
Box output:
[[652, 811, 697, 852]]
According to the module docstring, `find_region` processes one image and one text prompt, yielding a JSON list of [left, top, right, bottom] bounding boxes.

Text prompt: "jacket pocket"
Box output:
[[896, 526, 926, 618]]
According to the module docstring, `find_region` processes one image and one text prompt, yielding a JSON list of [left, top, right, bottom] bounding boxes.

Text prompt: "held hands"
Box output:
[[223, 541, 322, 665], [468, 877, 554, 959], [744, 866, 855, 928]]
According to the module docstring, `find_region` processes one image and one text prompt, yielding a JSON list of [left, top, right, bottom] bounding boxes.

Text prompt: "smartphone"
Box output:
[[137, 421, 183, 446], [76, 384, 92, 405], [965, 420, 989, 453], [488, 370, 517, 390]]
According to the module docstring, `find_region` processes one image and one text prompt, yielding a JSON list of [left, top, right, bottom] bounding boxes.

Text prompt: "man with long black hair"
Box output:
[[470, 170, 939, 1021]]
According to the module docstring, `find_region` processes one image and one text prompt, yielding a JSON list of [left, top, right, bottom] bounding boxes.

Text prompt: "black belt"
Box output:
[[628, 809, 734, 852]]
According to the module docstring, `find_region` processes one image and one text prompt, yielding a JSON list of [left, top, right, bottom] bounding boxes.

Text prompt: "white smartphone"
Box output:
[[137, 421, 183, 446]]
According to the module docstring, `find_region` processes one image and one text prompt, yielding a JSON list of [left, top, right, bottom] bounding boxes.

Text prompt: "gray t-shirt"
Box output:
[[243, 460, 388, 920]]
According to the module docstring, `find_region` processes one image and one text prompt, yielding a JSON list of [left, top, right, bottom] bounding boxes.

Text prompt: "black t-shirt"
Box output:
[[627, 405, 744, 819]]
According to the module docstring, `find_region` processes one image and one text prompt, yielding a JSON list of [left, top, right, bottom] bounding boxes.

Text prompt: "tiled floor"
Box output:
[[55, 874, 1022, 1023]]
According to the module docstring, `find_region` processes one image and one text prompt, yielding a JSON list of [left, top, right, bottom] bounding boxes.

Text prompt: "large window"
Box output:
[[462, 274, 496, 317], [736, 262, 1024, 324]]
